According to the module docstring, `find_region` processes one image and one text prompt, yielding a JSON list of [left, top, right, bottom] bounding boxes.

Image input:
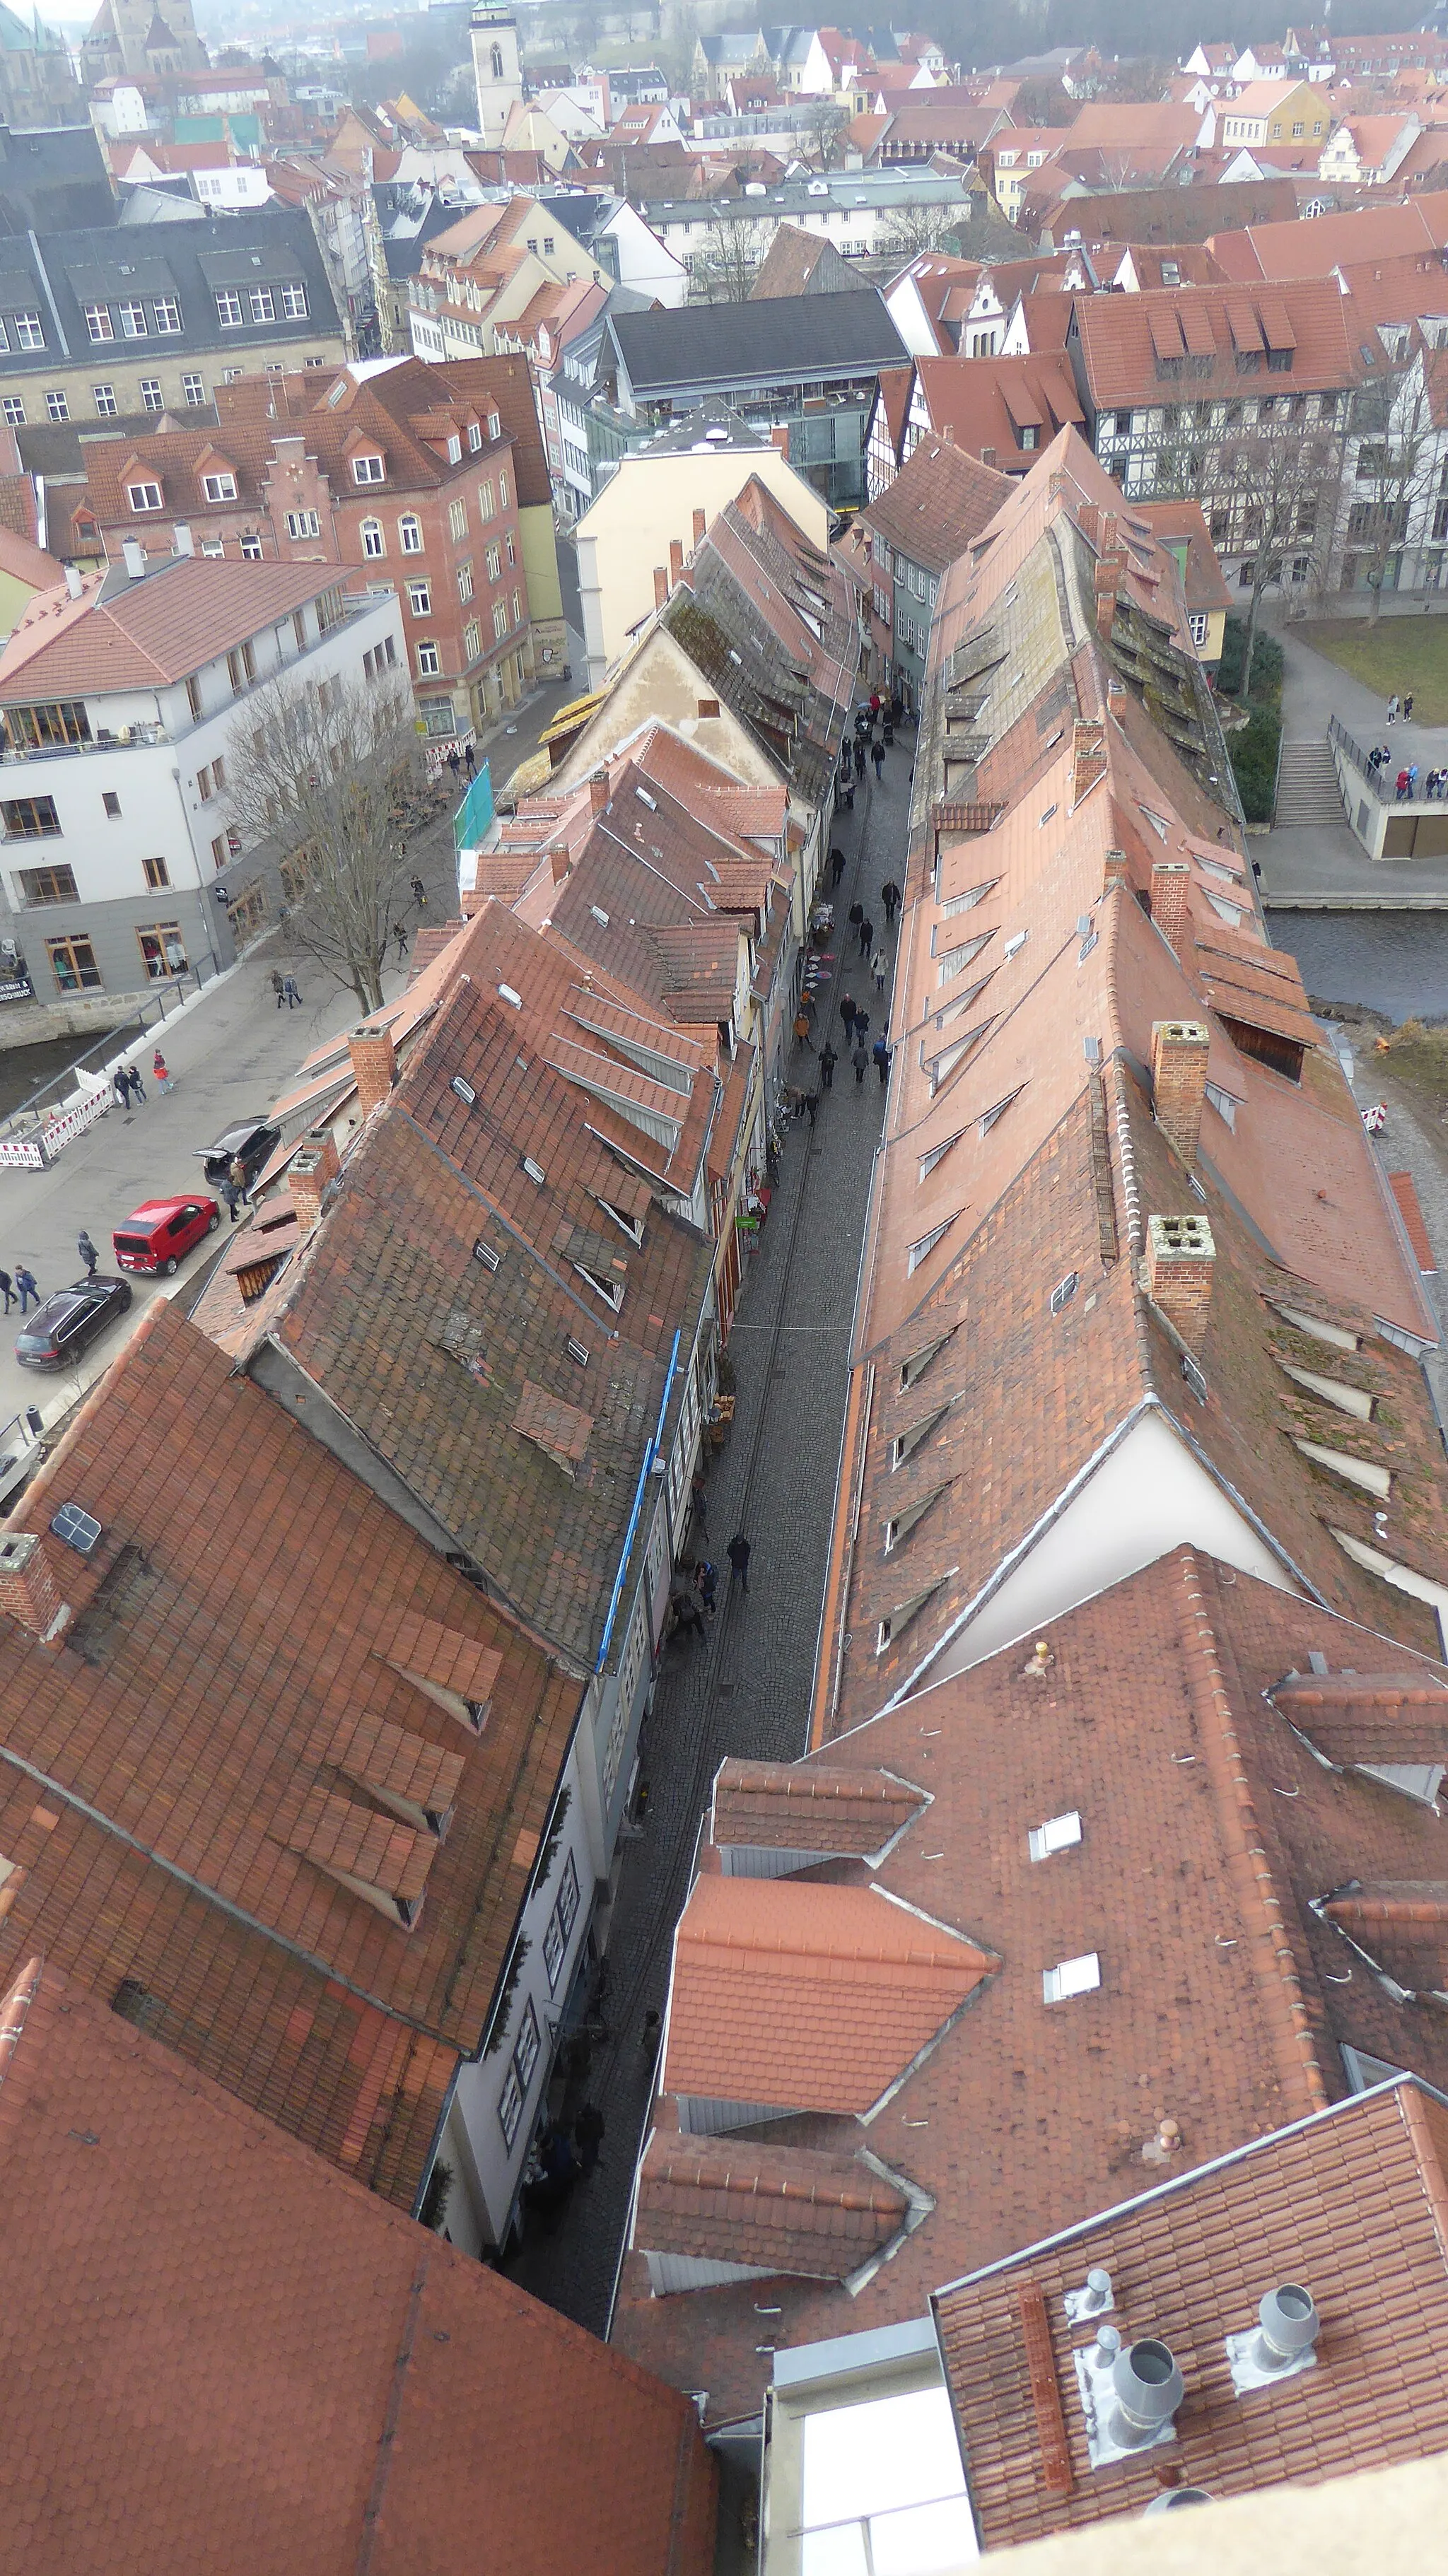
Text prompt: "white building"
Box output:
[[469, 1, 522, 148], [0, 550, 405, 1009]]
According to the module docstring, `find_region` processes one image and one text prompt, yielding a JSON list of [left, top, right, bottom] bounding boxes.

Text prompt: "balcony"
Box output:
[[0, 720, 167, 763]]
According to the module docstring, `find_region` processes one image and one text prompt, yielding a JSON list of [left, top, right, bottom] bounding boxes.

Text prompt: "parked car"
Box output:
[[196, 1120, 281, 1192], [112, 1195, 221, 1277], [15, 1277, 133, 1371]]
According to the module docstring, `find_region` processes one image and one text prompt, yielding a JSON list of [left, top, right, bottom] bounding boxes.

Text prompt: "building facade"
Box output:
[[0, 552, 405, 1005]]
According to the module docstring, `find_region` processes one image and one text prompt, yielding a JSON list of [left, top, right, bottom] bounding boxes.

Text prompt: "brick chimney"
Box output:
[[1150, 1020, 1210, 1168], [1144, 1213, 1215, 1354], [668, 536, 684, 587], [981, 444, 996, 468], [0, 1533, 66, 1643], [1150, 859, 1191, 956], [770, 426, 789, 456], [692, 505, 706, 547], [1071, 717, 1107, 804], [1103, 848, 1129, 892], [547, 840, 571, 883], [349, 1023, 396, 1118], [1049, 468, 1068, 499], [1106, 673, 1127, 716], [588, 771, 609, 816], [1094, 563, 1119, 640], [653, 564, 668, 609], [940, 421, 955, 443], [288, 1125, 341, 1231]]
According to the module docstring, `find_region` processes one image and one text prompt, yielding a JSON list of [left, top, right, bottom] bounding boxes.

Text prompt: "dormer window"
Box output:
[[127, 481, 162, 512], [468, 419, 482, 452], [353, 454, 385, 484], [202, 472, 237, 503]]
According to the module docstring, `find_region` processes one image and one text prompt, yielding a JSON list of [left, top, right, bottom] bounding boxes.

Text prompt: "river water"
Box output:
[[1271, 914, 1448, 1022]]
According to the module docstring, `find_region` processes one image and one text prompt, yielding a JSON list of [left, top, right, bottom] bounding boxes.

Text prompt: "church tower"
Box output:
[[470, 6, 522, 148]]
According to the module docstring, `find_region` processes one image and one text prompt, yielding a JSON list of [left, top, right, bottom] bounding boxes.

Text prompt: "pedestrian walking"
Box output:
[[793, 1008, 814, 1053], [271, 968, 286, 1009], [1405, 693, 1415, 722], [1388, 693, 1400, 724], [393, 920, 409, 961], [411, 873, 427, 908], [819, 1041, 838, 1089], [804, 1089, 819, 1126], [445, 746, 461, 780], [670, 1586, 706, 1644], [15, 1265, 39, 1314], [151, 1049, 173, 1094], [690, 1469, 708, 1530], [853, 1036, 869, 1085], [873, 1036, 892, 1087], [881, 878, 901, 926], [853, 737, 865, 780], [870, 946, 888, 993], [221, 1177, 243, 1224], [696, 1557, 718, 1616], [871, 739, 885, 780], [77, 1231, 98, 1280], [847, 900, 863, 932], [0, 1267, 11, 1315], [1409, 763, 1420, 795], [573, 2101, 605, 2175], [853, 1006, 870, 1040], [839, 993, 857, 1037], [858, 914, 874, 957], [1398, 768, 1411, 800], [727, 1530, 751, 1593], [112, 1066, 130, 1108], [124, 1065, 144, 1103], [282, 974, 302, 1008], [465, 742, 477, 778], [829, 845, 846, 888]]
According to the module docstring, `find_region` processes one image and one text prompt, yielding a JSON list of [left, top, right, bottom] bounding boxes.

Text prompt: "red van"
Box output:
[[112, 1195, 221, 1275]]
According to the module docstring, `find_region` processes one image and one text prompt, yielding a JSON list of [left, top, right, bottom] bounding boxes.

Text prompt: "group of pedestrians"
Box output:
[[669, 1530, 753, 1639], [1385, 693, 1415, 725], [269, 969, 304, 1009], [0, 1263, 40, 1316], [110, 1050, 174, 1106]]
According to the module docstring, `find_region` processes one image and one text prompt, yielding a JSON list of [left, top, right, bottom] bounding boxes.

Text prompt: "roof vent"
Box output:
[[451, 1074, 477, 1106], [1077, 2335, 1183, 2469], [50, 1503, 102, 1557], [498, 983, 522, 1007], [122, 537, 146, 581], [1063, 2264, 1112, 2324], [472, 1238, 501, 1272], [1144, 2490, 1213, 2514], [1029, 1810, 1082, 1863], [1226, 2284, 1320, 2394]]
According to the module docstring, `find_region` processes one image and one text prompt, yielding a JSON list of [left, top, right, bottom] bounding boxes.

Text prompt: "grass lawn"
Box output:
[[1378, 1021, 1448, 1118], [1296, 616, 1448, 724]]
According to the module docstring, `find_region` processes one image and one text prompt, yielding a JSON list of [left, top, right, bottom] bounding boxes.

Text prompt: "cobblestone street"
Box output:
[[500, 734, 914, 2334]]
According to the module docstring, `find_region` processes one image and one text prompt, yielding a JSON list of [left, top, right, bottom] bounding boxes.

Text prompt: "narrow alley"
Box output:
[[500, 730, 915, 2333]]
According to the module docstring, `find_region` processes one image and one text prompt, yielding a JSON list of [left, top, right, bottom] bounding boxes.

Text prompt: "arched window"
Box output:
[[489, 41, 503, 78], [399, 514, 423, 554], [361, 517, 385, 558]]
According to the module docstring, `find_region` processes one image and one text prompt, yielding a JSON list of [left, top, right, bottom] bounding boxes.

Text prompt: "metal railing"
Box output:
[[1329, 713, 1381, 795], [0, 956, 219, 1144]]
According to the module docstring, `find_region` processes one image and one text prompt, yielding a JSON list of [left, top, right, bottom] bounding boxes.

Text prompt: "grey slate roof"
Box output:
[[607, 288, 907, 402], [0, 209, 342, 381]]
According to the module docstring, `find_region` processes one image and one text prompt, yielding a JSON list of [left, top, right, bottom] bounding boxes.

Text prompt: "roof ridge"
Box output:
[[1174, 1546, 1331, 2111]]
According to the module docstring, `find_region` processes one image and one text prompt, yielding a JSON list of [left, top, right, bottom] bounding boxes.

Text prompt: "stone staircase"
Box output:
[[1273, 739, 1345, 826]]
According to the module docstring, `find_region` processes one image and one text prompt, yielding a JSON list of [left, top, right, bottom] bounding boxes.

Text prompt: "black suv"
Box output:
[[15, 1276, 133, 1371], [196, 1120, 282, 1191]]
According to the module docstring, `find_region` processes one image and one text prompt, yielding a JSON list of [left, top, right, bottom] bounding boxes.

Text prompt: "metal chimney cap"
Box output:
[[1112, 2338, 1184, 2433], [1259, 2282, 1319, 2362], [1144, 2488, 1213, 2514]]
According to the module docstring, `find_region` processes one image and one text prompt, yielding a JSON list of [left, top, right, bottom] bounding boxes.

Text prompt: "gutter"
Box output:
[[596, 1325, 681, 1670]]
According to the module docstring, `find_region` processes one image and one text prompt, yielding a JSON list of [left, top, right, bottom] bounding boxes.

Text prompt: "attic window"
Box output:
[[1050, 1272, 1078, 1316], [1039, 804, 1057, 826], [1003, 931, 1027, 959], [1029, 1810, 1082, 1862], [498, 982, 522, 1007], [1181, 1352, 1208, 1405], [901, 1331, 953, 1390], [566, 1336, 590, 1366], [1141, 809, 1169, 841], [1293, 1438, 1390, 1499], [590, 905, 610, 926], [876, 1573, 950, 1654], [1277, 1361, 1374, 1422], [574, 1262, 624, 1312], [472, 1238, 501, 1272], [938, 879, 997, 918], [1043, 1951, 1101, 2003], [1205, 1082, 1239, 1131], [451, 1075, 477, 1106], [919, 1132, 963, 1181], [597, 1197, 645, 1246], [635, 787, 658, 809], [979, 1088, 1022, 1136], [1270, 1301, 1360, 1354], [908, 1214, 958, 1275], [522, 1155, 545, 1185], [892, 1405, 949, 1468], [1353, 1762, 1444, 1809], [884, 1481, 951, 1553]]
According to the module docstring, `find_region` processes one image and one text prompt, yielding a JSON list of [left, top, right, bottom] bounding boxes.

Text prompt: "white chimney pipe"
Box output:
[[172, 521, 194, 557], [63, 563, 82, 599], [122, 538, 146, 581]]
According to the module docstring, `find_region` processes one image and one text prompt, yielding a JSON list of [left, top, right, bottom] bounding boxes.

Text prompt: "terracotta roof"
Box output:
[[861, 433, 1013, 575], [0, 1957, 717, 2574], [1132, 500, 1234, 616], [192, 903, 714, 1673], [933, 2077, 1448, 2547], [612, 1552, 1448, 2432], [661, 1871, 996, 2114], [711, 1757, 928, 1856], [0, 1299, 576, 2208], [911, 354, 1084, 469], [1208, 191, 1448, 279], [0, 555, 348, 697], [1032, 177, 1302, 247], [1070, 279, 1360, 408], [636, 2126, 909, 2281]]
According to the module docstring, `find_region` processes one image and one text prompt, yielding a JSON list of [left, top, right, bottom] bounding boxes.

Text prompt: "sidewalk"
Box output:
[[1261, 623, 1448, 906], [498, 737, 916, 2335]]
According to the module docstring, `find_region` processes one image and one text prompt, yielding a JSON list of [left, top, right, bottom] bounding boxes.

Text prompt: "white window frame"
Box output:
[[93, 384, 117, 416], [153, 298, 182, 333], [399, 515, 423, 554], [352, 453, 385, 484], [416, 640, 440, 676], [361, 516, 385, 557], [117, 299, 148, 339], [407, 579, 431, 616], [84, 303, 113, 343], [127, 481, 163, 513], [216, 290, 243, 327], [202, 472, 238, 503]]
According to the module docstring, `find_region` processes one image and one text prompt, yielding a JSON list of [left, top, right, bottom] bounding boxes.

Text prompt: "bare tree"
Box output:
[[226, 662, 421, 1014], [875, 199, 969, 267], [800, 98, 848, 168], [1341, 353, 1444, 623], [1204, 416, 1340, 696], [687, 212, 774, 302]]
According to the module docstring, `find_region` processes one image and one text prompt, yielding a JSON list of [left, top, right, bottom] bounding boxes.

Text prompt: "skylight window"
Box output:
[[1028, 1810, 1082, 1863], [1049, 1272, 1078, 1315], [597, 1197, 645, 1246], [522, 1155, 545, 1185], [1043, 1950, 1100, 2003], [1039, 804, 1057, 826], [498, 982, 522, 1007], [1002, 931, 1027, 960], [900, 1332, 952, 1391], [590, 905, 609, 926], [574, 1263, 624, 1312], [450, 1075, 477, 1106], [472, 1238, 501, 1272], [566, 1336, 590, 1365], [635, 786, 658, 809]]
